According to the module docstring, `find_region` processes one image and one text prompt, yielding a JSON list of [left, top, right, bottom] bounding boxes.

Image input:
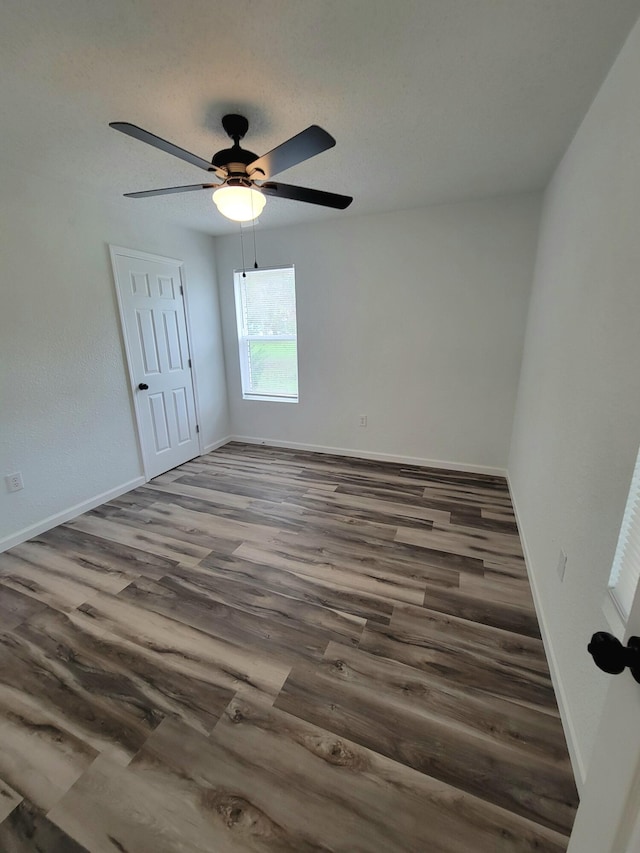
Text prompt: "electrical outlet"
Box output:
[[359, 415, 368, 427], [5, 472, 24, 493], [557, 549, 567, 582]]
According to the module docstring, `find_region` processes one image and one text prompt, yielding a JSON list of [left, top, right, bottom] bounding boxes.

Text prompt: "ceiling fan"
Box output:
[[110, 114, 353, 222]]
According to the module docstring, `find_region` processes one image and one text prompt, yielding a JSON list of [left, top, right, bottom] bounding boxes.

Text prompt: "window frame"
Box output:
[[603, 445, 640, 640], [233, 265, 299, 403], [609, 447, 640, 613]]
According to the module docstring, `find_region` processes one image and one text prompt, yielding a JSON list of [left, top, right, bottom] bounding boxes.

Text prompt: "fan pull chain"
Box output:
[[239, 223, 247, 278], [251, 193, 259, 269]]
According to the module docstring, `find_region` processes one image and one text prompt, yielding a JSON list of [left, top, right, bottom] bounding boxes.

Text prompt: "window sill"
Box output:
[[241, 394, 299, 404]]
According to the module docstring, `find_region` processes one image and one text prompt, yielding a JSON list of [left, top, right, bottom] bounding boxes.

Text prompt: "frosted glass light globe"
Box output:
[[212, 186, 266, 222]]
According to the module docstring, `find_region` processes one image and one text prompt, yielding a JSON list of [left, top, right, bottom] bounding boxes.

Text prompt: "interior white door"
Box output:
[[110, 247, 200, 480], [567, 586, 640, 851]]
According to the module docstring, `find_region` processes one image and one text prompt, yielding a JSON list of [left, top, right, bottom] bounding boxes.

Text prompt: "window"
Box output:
[[608, 446, 640, 621], [233, 266, 298, 402]]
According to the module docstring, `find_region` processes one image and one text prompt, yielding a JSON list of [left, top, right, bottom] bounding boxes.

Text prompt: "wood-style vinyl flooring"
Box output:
[[0, 443, 578, 852]]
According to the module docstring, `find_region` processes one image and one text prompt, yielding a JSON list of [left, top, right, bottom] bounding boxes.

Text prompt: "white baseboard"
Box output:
[[0, 476, 146, 553], [227, 435, 507, 477], [202, 436, 233, 455], [507, 473, 587, 791]]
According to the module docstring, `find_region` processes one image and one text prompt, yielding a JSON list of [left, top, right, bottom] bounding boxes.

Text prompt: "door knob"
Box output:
[[138, 383, 149, 390], [587, 631, 640, 684]]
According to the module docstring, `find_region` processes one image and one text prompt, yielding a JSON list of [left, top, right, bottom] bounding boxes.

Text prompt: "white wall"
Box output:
[[0, 166, 229, 549], [508, 19, 640, 784], [214, 195, 540, 473]]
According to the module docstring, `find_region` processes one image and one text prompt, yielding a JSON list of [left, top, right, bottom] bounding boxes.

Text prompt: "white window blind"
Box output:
[[233, 266, 298, 402], [609, 447, 640, 621]]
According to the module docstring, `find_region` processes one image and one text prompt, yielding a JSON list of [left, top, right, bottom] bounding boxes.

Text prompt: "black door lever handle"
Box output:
[[138, 383, 149, 390], [587, 631, 640, 684]]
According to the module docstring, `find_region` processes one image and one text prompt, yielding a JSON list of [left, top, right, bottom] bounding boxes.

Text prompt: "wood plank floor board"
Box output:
[[322, 641, 570, 761], [483, 558, 530, 580], [47, 751, 230, 853], [449, 509, 520, 535], [175, 471, 321, 506], [135, 500, 288, 548], [462, 572, 536, 609], [396, 521, 525, 566], [226, 505, 460, 577], [232, 541, 428, 606], [302, 488, 451, 524], [109, 485, 169, 508], [27, 523, 181, 580], [0, 777, 22, 823], [64, 515, 212, 565], [482, 506, 518, 523], [298, 464, 457, 493], [100, 502, 248, 554], [164, 562, 367, 638], [4, 540, 136, 596], [180, 461, 341, 495], [0, 799, 90, 852], [421, 582, 541, 638], [332, 481, 519, 529], [421, 482, 514, 510], [73, 592, 291, 705], [360, 620, 558, 713], [0, 444, 577, 850], [334, 480, 433, 500], [144, 479, 255, 508], [266, 526, 486, 577], [241, 528, 463, 588], [0, 659, 99, 812], [0, 583, 48, 632], [194, 553, 396, 625], [284, 494, 433, 535], [0, 606, 235, 763], [275, 650, 576, 834], [390, 604, 550, 676], [0, 551, 115, 615], [0, 625, 162, 768], [118, 575, 361, 666]]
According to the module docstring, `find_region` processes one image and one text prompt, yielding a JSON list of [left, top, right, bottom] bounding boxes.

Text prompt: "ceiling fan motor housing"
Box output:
[[213, 114, 261, 178], [212, 148, 259, 170]]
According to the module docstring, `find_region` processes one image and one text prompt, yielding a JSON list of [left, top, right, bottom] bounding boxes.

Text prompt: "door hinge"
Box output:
[[188, 358, 192, 368], [180, 285, 184, 295], [196, 424, 200, 433]]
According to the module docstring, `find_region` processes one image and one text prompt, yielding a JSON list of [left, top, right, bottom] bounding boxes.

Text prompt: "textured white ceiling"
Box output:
[[1, 0, 639, 235]]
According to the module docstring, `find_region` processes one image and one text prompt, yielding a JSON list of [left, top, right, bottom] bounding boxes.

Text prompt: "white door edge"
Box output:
[[177, 263, 205, 460], [108, 244, 203, 481]]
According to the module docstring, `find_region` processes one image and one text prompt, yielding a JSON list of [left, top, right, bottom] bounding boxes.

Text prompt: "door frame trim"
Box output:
[[108, 244, 204, 481]]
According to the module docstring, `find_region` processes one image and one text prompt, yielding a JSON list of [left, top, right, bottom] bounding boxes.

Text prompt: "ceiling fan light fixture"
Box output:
[[212, 186, 266, 222]]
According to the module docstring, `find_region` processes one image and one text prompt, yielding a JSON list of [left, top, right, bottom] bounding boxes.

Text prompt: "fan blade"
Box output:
[[123, 184, 217, 198], [247, 126, 335, 180], [261, 182, 353, 209], [110, 122, 214, 172]]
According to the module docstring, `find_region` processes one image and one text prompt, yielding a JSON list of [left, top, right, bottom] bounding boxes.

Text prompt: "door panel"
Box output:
[[161, 311, 185, 371], [148, 393, 171, 452], [172, 388, 192, 444], [111, 248, 200, 479], [568, 560, 640, 850], [136, 310, 161, 374], [131, 271, 151, 296]]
